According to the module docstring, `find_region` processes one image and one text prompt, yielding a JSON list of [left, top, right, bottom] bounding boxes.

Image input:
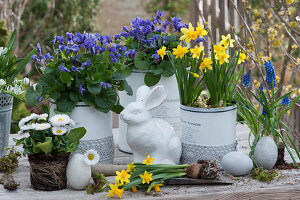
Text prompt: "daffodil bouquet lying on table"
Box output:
[[26, 32, 132, 114], [235, 60, 300, 167], [163, 22, 245, 107], [14, 113, 86, 156], [0, 30, 35, 101], [106, 156, 219, 199], [115, 10, 207, 86]]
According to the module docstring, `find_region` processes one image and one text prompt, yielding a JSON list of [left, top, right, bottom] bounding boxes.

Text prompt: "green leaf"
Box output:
[[56, 98, 76, 114], [39, 73, 56, 91], [150, 65, 163, 75], [111, 72, 125, 80], [95, 88, 117, 112], [66, 127, 86, 145], [144, 72, 161, 87], [124, 81, 133, 96], [161, 60, 175, 77], [25, 86, 38, 106], [134, 51, 149, 71], [34, 137, 53, 155], [112, 104, 124, 114], [80, 93, 96, 107], [70, 92, 80, 102], [60, 72, 72, 86], [87, 84, 101, 95]]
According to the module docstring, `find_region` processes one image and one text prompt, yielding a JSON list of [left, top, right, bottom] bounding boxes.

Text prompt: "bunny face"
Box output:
[[120, 101, 152, 125], [120, 85, 167, 125]]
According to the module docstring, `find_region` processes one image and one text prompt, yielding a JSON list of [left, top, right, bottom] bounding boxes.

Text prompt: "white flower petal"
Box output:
[[52, 126, 67, 135], [83, 149, 100, 166], [35, 123, 51, 131], [18, 113, 39, 127], [49, 114, 71, 126]]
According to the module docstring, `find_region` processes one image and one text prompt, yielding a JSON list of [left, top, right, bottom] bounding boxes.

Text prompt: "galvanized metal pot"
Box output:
[[0, 93, 13, 157]]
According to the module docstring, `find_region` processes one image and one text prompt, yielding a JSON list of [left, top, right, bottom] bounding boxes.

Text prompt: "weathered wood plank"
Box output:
[[211, 0, 217, 44], [203, 0, 209, 55]]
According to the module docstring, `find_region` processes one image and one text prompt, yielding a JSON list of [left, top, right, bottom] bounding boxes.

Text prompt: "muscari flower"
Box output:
[[242, 69, 251, 88], [262, 108, 268, 116], [100, 82, 112, 89], [264, 60, 276, 89], [281, 95, 290, 106], [84, 149, 100, 166], [153, 10, 163, 24]]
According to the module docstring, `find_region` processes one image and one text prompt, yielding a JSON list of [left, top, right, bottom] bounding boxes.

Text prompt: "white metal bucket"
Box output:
[[119, 71, 180, 153], [50, 102, 114, 164], [180, 104, 237, 166], [0, 94, 13, 157]]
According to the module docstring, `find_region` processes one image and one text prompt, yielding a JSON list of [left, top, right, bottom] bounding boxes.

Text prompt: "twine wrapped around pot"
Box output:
[[28, 153, 70, 191]]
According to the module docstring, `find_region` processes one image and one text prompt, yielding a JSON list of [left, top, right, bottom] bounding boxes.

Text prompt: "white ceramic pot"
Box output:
[[119, 71, 180, 153], [50, 102, 114, 164], [180, 104, 237, 166]]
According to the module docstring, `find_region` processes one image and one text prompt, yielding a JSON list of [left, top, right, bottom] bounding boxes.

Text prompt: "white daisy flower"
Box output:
[[83, 149, 100, 166], [18, 113, 39, 127], [19, 123, 38, 135], [38, 113, 48, 121], [35, 123, 51, 131], [49, 114, 72, 126], [52, 126, 67, 135]]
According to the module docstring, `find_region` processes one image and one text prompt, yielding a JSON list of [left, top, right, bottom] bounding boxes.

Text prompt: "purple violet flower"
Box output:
[[81, 59, 91, 67], [79, 85, 85, 95], [36, 96, 43, 105], [60, 65, 70, 72], [100, 82, 112, 89]]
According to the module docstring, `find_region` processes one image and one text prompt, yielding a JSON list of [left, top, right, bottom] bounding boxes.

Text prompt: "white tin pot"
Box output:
[[119, 71, 180, 153], [180, 104, 237, 166], [50, 102, 114, 164], [0, 93, 13, 157]]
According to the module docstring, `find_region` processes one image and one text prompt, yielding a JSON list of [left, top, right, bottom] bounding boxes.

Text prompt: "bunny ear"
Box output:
[[143, 85, 167, 110], [136, 85, 150, 102]]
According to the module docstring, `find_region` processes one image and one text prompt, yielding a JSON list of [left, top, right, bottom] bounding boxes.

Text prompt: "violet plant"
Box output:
[[116, 10, 200, 86], [26, 32, 133, 114], [235, 60, 300, 167]]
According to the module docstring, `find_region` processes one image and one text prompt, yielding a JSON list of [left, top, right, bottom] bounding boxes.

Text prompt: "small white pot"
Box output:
[[119, 71, 180, 153], [50, 102, 114, 164], [180, 104, 237, 166]]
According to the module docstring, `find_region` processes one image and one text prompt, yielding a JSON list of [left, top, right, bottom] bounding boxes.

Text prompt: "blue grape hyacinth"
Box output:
[[242, 69, 251, 88], [281, 95, 290, 106], [264, 60, 276, 89]]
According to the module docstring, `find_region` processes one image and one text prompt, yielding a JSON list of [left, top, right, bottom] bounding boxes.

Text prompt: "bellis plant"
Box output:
[[14, 113, 86, 156], [0, 30, 36, 100], [115, 10, 201, 87], [26, 32, 133, 114], [235, 60, 300, 167], [166, 23, 244, 107]]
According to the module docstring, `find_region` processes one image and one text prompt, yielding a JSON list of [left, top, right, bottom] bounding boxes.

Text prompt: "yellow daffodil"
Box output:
[[190, 45, 204, 59], [157, 46, 166, 60], [292, 44, 297, 49], [290, 21, 297, 28], [214, 44, 225, 53], [195, 22, 208, 38], [200, 57, 213, 72], [143, 155, 155, 165], [115, 169, 131, 185], [238, 53, 246, 64], [180, 23, 198, 43], [172, 45, 189, 59], [153, 183, 163, 192], [126, 162, 136, 173], [106, 182, 124, 199], [276, 75, 280, 83], [219, 34, 235, 48], [132, 186, 138, 192], [190, 72, 199, 78], [140, 171, 153, 184], [216, 51, 230, 64], [255, 104, 259, 110], [286, 110, 291, 116]]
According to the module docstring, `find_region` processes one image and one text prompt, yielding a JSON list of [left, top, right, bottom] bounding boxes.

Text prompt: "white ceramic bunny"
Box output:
[[120, 85, 182, 165]]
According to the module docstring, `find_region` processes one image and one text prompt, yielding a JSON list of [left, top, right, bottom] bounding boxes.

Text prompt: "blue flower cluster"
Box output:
[[281, 95, 290, 106], [242, 69, 251, 88], [31, 43, 54, 64], [117, 11, 188, 47], [264, 60, 276, 89]]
